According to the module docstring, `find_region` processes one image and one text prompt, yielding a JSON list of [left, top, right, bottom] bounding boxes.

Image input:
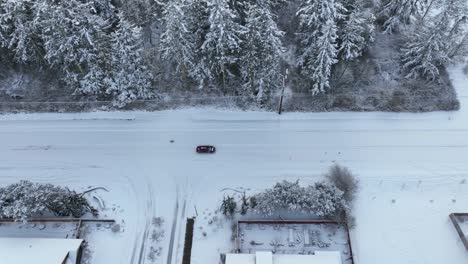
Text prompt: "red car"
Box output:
[[196, 145, 216, 153]]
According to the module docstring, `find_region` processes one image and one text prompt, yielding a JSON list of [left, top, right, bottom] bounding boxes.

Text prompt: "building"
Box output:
[[0, 237, 84, 264], [226, 251, 342, 264]]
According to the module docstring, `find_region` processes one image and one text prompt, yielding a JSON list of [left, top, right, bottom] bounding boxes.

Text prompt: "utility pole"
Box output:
[[278, 68, 289, 115]]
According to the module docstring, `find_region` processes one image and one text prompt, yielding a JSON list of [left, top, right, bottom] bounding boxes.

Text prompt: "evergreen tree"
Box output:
[[187, 0, 210, 83], [241, 3, 284, 105], [106, 15, 153, 106], [379, 0, 424, 33], [160, 0, 196, 76], [433, 0, 468, 59], [38, 0, 109, 89], [87, 0, 116, 19], [226, 0, 287, 23], [0, 0, 42, 63], [338, 10, 375, 61], [310, 20, 339, 94], [297, 0, 343, 94], [118, 0, 157, 26], [401, 27, 449, 81], [200, 0, 246, 93], [400, 0, 468, 80]]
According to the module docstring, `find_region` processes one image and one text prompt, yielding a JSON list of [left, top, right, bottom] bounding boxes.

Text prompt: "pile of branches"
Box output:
[[0, 180, 97, 221]]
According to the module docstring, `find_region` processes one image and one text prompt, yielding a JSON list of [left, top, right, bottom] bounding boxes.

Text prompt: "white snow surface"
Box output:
[[0, 237, 83, 264], [0, 64, 467, 264]]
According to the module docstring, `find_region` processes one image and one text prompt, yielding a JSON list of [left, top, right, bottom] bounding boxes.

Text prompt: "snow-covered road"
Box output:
[[0, 65, 467, 264]]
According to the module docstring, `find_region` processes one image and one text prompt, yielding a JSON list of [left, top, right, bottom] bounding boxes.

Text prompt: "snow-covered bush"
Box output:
[[253, 180, 306, 216], [325, 164, 359, 203], [240, 192, 250, 215], [304, 182, 346, 218], [252, 180, 348, 219], [0, 180, 96, 221], [220, 195, 237, 217]]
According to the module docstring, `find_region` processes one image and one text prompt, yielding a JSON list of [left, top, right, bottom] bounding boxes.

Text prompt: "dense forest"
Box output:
[[0, 0, 466, 111]]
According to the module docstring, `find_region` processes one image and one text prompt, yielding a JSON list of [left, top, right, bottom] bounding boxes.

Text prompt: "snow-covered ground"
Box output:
[[0, 64, 467, 264]]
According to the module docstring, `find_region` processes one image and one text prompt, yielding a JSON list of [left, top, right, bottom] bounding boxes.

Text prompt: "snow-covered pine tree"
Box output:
[[241, 3, 284, 105], [200, 0, 246, 93], [378, 0, 424, 33], [297, 0, 343, 94], [450, 32, 468, 59], [186, 0, 210, 83], [434, 0, 468, 59], [400, 0, 467, 80], [79, 60, 110, 96], [400, 27, 449, 81], [106, 14, 153, 106], [86, 0, 116, 21], [226, 0, 287, 24], [0, 0, 42, 63], [310, 21, 339, 94], [118, 0, 158, 26], [38, 0, 109, 90], [160, 0, 197, 76], [338, 9, 375, 61]]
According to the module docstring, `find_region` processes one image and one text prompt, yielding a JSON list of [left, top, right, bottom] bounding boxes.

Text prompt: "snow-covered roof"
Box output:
[[256, 251, 273, 264], [226, 251, 342, 264], [0, 237, 84, 264]]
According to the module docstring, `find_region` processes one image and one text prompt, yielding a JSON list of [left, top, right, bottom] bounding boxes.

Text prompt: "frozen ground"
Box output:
[[0, 64, 467, 264]]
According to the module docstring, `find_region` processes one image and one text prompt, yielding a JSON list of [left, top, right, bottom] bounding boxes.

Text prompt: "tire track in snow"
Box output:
[[127, 174, 154, 264], [166, 185, 179, 264], [137, 175, 155, 264]]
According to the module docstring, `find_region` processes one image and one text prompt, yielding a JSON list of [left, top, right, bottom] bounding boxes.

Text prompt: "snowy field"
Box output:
[[0, 64, 468, 264]]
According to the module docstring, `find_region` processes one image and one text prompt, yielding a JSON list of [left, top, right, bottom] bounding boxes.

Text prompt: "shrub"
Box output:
[[304, 182, 346, 218], [388, 90, 407, 111], [253, 180, 306, 216], [325, 164, 359, 203], [220, 196, 237, 217], [252, 180, 347, 219], [240, 193, 249, 215]]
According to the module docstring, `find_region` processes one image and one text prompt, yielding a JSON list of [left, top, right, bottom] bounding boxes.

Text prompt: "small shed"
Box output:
[[0, 237, 84, 264]]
